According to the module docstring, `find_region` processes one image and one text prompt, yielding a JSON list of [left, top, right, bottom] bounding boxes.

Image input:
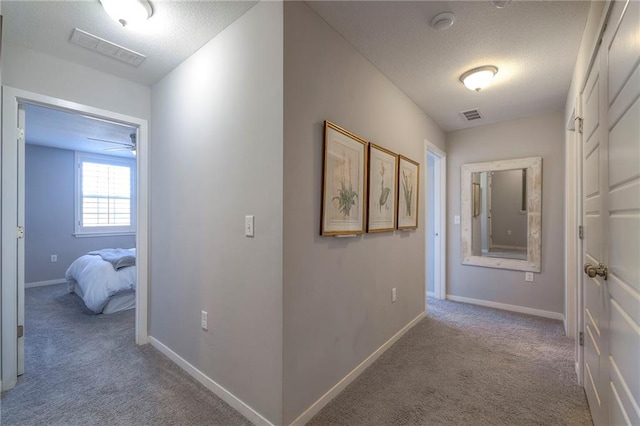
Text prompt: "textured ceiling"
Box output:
[[2, 0, 257, 86], [308, 1, 591, 131]]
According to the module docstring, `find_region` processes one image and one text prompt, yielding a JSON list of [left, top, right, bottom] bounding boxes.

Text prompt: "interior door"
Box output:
[[582, 1, 640, 425], [17, 103, 26, 376]]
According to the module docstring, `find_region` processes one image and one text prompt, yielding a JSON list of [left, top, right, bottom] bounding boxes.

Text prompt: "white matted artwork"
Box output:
[[321, 121, 367, 235], [397, 155, 419, 229], [367, 143, 398, 232]]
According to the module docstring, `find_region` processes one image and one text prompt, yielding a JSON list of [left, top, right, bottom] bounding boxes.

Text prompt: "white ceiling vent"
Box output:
[[460, 108, 483, 121], [70, 28, 146, 67]]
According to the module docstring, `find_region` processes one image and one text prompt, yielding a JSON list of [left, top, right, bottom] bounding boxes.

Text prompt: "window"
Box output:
[[75, 152, 135, 236]]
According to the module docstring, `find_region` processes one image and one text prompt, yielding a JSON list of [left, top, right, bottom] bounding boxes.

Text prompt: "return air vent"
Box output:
[[460, 108, 482, 121], [70, 28, 146, 67]]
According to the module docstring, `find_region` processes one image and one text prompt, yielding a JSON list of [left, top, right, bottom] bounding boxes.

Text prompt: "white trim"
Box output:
[[290, 312, 427, 426], [25, 278, 66, 289], [1, 87, 150, 389], [148, 337, 275, 426], [427, 291, 435, 297], [445, 295, 564, 321]]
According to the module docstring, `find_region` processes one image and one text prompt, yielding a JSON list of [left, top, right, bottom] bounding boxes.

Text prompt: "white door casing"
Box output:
[[1, 87, 150, 391], [581, 1, 639, 425], [425, 141, 446, 301]]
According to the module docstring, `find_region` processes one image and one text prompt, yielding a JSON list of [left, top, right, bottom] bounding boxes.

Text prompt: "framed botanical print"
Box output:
[[397, 155, 419, 229], [367, 143, 398, 232], [321, 121, 368, 235]]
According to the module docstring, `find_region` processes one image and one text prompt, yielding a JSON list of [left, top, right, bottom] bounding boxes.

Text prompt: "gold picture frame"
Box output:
[[397, 155, 419, 229], [367, 143, 398, 233], [321, 121, 368, 236]]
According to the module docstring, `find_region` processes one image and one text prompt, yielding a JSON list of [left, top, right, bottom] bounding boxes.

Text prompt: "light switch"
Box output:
[[454, 215, 461, 225], [245, 215, 254, 237], [525, 272, 534, 282]]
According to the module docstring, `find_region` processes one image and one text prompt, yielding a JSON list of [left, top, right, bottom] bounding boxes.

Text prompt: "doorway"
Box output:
[[1, 87, 149, 391], [425, 142, 446, 302]]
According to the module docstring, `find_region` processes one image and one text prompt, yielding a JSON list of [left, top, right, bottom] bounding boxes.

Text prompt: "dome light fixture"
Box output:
[[430, 12, 455, 31], [460, 66, 499, 92], [100, 0, 153, 28]]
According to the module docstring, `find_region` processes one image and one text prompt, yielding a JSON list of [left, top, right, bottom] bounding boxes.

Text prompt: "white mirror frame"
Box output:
[[461, 156, 542, 272]]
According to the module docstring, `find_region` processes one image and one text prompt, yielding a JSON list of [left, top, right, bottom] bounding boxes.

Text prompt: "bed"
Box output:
[[65, 248, 136, 314]]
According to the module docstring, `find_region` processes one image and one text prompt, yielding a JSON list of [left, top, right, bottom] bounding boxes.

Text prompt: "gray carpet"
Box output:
[[308, 298, 593, 426], [0, 284, 250, 426]]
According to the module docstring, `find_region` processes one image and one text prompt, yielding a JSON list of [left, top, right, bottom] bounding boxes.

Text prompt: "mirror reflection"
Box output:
[[472, 169, 527, 260]]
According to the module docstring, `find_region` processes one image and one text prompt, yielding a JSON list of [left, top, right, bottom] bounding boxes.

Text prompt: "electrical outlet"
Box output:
[[50, 254, 57, 263], [392, 288, 397, 302], [507, 229, 512, 236], [525, 272, 534, 282], [201, 311, 208, 330]]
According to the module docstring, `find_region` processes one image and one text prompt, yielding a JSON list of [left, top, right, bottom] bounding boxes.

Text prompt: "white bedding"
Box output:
[[65, 248, 136, 314]]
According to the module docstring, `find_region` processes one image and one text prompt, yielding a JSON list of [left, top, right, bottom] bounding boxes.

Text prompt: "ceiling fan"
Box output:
[[87, 133, 137, 155]]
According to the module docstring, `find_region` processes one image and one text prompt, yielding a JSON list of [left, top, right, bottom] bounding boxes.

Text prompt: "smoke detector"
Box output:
[[430, 12, 455, 31]]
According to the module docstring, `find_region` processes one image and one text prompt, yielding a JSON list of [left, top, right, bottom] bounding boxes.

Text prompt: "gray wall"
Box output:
[[490, 169, 527, 248], [283, 2, 445, 423], [447, 111, 565, 314], [25, 144, 135, 283], [149, 3, 283, 424]]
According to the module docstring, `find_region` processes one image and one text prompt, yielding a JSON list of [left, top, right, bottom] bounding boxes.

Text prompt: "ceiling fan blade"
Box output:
[[103, 146, 133, 151], [87, 137, 131, 146]]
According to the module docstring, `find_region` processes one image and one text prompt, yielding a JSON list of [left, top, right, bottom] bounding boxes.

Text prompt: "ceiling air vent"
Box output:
[[460, 108, 482, 121], [70, 28, 146, 67]]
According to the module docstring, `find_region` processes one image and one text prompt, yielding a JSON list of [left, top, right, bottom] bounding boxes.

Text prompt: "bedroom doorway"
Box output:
[[1, 87, 149, 391], [425, 142, 446, 303]]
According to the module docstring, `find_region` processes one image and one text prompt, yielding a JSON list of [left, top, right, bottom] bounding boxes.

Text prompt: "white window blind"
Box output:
[[76, 153, 135, 235]]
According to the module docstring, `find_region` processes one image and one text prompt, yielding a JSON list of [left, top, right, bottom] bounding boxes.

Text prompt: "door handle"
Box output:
[[583, 262, 608, 280]]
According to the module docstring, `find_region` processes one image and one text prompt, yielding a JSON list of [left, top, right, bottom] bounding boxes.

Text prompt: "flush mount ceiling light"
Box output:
[[100, 0, 153, 27], [491, 0, 513, 8], [460, 66, 499, 92], [430, 12, 455, 31]]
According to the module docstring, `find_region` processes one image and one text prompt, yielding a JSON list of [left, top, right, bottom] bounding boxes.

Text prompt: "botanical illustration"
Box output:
[[367, 144, 397, 232], [321, 121, 367, 235], [398, 156, 419, 229], [401, 169, 413, 217], [332, 151, 358, 218]]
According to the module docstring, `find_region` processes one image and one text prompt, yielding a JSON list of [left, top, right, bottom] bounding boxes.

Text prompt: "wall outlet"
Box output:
[[392, 288, 397, 303], [50, 254, 57, 263], [201, 311, 208, 330], [454, 215, 461, 225], [507, 229, 512, 236], [525, 272, 534, 282]]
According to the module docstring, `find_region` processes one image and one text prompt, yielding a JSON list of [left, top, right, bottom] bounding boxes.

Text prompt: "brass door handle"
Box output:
[[584, 263, 608, 280]]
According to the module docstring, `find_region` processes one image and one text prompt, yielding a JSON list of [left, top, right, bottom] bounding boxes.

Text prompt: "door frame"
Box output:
[[572, 0, 614, 391], [425, 141, 446, 300], [1, 87, 150, 391]]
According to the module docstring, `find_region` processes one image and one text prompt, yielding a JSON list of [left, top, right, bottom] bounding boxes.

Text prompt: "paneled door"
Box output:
[[581, 1, 639, 425]]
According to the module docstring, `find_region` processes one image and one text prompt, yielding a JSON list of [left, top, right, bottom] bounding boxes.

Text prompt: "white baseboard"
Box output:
[[427, 291, 435, 297], [25, 278, 66, 289], [148, 337, 274, 426], [290, 311, 427, 426], [445, 295, 564, 321]]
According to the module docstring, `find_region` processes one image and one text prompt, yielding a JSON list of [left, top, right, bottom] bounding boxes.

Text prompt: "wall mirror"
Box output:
[[461, 157, 542, 272]]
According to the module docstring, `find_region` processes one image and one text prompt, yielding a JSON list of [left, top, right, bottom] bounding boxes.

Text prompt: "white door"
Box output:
[[581, 1, 639, 425], [17, 103, 26, 376]]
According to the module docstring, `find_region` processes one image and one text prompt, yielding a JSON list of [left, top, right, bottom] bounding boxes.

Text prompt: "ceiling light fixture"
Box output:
[[460, 66, 499, 92], [491, 0, 513, 9], [100, 0, 153, 28], [430, 12, 455, 31]]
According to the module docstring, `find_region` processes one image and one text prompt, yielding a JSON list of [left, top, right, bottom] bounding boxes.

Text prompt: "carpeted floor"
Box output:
[[2, 287, 592, 426], [308, 298, 593, 426], [0, 284, 250, 426]]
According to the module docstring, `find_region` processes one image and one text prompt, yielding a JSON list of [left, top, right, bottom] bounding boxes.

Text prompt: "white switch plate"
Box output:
[[245, 215, 254, 237], [392, 288, 397, 302], [201, 311, 208, 330], [50, 254, 57, 263], [525, 272, 534, 282], [454, 215, 461, 225]]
